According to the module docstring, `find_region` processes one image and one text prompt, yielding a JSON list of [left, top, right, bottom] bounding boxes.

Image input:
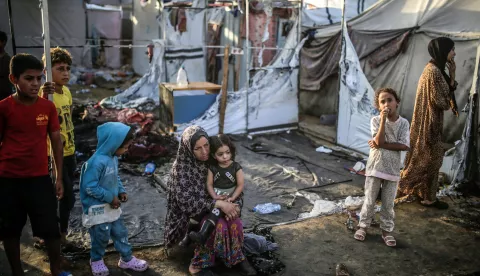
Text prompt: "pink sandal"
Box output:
[[382, 235, 396, 247], [354, 229, 366, 241], [118, 256, 149, 272], [90, 259, 109, 276]]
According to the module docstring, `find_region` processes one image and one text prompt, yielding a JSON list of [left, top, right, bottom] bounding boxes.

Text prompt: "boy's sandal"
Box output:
[[191, 268, 216, 276], [354, 229, 366, 241], [118, 256, 149, 272], [382, 235, 396, 247]]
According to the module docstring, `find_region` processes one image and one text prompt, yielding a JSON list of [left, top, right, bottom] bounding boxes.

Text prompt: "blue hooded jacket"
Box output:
[[79, 122, 131, 214]]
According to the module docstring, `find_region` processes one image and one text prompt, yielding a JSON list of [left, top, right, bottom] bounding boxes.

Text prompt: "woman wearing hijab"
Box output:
[[397, 37, 458, 209], [164, 126, 256, 276]]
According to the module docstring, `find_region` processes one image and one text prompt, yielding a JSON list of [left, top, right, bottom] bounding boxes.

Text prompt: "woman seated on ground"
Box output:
[[164, 125, 256, 276]]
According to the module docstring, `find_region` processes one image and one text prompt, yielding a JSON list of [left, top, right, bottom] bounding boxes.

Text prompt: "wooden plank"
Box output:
[[219, 45, 230, 134], [161, 82, 222, 92], [159, 84, 174, 133]]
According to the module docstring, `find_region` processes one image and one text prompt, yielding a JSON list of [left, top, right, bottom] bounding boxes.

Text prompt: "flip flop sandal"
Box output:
[[335, 263, 350, 276], [118, 256, 149, 272], [354, 229, 366, 241], [382, 235, 396, 247]]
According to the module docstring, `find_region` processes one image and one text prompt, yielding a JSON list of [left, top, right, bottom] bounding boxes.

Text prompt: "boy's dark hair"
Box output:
[[42, 47, 72, 66], [0, 31, 7, 43], [10, 53, 44, 79], [120, 127, 135, 148], [374, 87, 401, 110], [210, 134, 236, 161]]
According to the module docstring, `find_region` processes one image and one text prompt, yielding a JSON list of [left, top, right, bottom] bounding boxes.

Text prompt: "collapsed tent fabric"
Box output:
[[176, 20, 301, 135], [337, 22, 377, 154], [100, 39, 165, 110], [450, 44, 480, 190], [300, 0, 480, 152]]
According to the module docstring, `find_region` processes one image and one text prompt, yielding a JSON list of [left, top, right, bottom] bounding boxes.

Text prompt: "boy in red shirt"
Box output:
[[0, 54, 70, 276]]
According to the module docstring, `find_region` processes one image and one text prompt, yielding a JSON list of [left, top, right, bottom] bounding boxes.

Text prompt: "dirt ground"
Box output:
[[1, 193, 479, 276], [1, 91, 479, 275]]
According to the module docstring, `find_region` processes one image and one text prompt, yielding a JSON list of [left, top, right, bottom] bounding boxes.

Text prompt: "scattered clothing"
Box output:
[[244, 233, 279, 255], [245, 227, 285, 275]]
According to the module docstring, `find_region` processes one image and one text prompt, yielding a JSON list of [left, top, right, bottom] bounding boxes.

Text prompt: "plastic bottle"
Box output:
[[177, 65, 188, 87], [144, 162, 156, 175], [252, 203, 281, 214]]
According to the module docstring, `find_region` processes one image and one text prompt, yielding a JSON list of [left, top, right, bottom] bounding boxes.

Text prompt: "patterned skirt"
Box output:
[[190, 217, 246, 268]]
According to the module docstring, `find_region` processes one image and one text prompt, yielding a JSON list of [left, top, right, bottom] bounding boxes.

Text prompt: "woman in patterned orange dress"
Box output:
[[397, 37, 458, 209]]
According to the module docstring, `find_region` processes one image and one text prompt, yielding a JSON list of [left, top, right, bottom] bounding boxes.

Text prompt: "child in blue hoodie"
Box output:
[[79, 122, 148, 275]]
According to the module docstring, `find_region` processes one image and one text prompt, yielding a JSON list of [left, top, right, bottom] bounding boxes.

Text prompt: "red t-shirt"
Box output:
[[0, 96, 60, 178]]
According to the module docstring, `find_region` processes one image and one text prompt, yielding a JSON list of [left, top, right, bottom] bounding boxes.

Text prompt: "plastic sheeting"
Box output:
[[86, 6, 123, 69], [68, 171, 167, 248], [337, 23, 376, 154], [68, 132, 361, 248], [100, 39, 165, 110], [450, 44, 480, 191], [302, 0, 378, 27], [177, 20, 301, 135], [300, 0, 480, 148], [0, 0, 86, 65]]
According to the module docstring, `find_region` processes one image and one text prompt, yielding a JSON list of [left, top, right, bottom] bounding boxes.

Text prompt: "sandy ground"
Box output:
[[1, 194, 479, 276], [1, 91, 479, 275]]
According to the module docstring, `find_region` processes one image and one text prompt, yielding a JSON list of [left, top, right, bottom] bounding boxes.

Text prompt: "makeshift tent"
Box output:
[[302, 0, 378, 27], [85, 4, 123, 68], [300, 0, 480, 154], [0, 0, 124, 68], [0, 0, 86, 64], [131, 0, 160, 75]]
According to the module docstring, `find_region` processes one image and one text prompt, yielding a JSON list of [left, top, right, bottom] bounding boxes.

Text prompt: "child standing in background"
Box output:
[[41, 47, 77, 245], [354, 88, 410, 247]]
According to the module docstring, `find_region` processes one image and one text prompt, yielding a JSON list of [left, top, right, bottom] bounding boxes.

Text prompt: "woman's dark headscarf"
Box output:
[[428, 37, 458, 116], [428, 37, 454, 84]]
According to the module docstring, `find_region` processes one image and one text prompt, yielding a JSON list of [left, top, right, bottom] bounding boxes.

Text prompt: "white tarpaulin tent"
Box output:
[[0, 0, 86, 64], [300, 0, 480, 154], [0, 0, 124, 68], [302, 0, 378, 27]]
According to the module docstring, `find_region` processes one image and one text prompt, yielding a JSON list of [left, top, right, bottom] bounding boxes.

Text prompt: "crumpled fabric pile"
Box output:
[[244, 227, 285, 275]]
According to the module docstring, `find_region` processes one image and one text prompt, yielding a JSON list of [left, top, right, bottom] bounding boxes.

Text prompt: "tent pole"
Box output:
[[245, 0, 250, 133], [6, 0, 17, 55], [40, 0, 55, 182], [335, 0, 346, 144], [40, 0, 53, 86]]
